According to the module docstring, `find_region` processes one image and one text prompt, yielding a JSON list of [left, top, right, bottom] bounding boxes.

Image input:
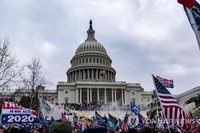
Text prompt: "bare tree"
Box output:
[[21, 58, 52, 109], [0, 39, 23, 92]]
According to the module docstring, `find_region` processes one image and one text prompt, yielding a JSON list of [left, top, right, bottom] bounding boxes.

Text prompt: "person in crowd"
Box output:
[[128, 128, 138, 133], [139, 126, 153, 133], [37, 127, 45, 133], [49, 119, 73, 133], [82, 128, 107, 133], [9, 123, 19, 133], [18, 128, 27, 133], [193, 124, 200, 133], [0, 126, 4, 133]]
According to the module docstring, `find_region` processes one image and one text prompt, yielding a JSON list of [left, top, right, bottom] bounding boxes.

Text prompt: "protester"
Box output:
[[193, 124, 200, 133], [49, 119, 73, 133], [139, 126, 153, 133], [82, 128, 107, 133]]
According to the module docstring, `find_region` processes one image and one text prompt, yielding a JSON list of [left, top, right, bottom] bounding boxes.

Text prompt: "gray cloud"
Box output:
[[0, 0, 199, 94]]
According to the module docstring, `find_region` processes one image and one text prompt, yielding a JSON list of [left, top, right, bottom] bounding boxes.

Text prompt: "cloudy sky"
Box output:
[[0, 0, 199, 95]]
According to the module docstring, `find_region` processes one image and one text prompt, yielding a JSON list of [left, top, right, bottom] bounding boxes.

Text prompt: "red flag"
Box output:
[[61, 113, 68, 121], [178, 0, 195, 8]]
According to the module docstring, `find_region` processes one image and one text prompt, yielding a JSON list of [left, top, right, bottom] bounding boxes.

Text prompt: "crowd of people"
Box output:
[[64, 101, 102, 111], [64, 101, 144, 111], [1, 118, 200, 133]]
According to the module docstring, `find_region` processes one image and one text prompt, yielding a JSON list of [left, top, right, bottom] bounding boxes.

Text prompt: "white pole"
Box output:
[[185, 7, 200, 50]]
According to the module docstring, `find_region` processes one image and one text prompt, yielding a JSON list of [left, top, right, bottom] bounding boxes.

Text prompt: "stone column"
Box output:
[[114, 89, 117, 104], [97, 88, 99, 101], [76, 89, 79, 103], [83, 70, 86, 80], [80, 88, 82, 103], [72, 71, 74, 81], [96, 69, 98, 80], [104, 71, 107, 81], [111, 73, 114, 81], [79, 70, 81, 80], [90, 88, 92, 102], [124, 89, 126, 105], [74, 71, 76, 81], [108, 71, 110, 81], [70, 72, 72, 82], [111, 88, 114, 104], [87, 88, 89, 103], [104, 88, 107, 104], [121, 89, 124, 105], [87, 69, 89, 79], [92, 69, 94, 80]]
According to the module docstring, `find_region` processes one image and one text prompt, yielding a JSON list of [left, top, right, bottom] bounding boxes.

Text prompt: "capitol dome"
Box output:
[[75, 20, 107, 55], [67, 20, 116, 83]]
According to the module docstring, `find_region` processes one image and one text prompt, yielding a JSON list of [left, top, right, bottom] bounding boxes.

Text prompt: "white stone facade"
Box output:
[[57, 81, 150, 106], [174, 86, 200, 106]]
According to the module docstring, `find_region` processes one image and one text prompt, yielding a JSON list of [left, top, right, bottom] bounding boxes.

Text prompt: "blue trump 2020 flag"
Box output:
[[130, 101, 140, 115], [95, 111, 107, 128]]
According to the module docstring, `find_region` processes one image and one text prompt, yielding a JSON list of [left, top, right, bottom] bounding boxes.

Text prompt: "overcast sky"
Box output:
[[0, 0, 199, 95]]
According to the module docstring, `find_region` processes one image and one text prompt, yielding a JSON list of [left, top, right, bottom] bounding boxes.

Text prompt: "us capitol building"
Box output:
[[2, 21, 200, 116], [56, 20, 152, 109]]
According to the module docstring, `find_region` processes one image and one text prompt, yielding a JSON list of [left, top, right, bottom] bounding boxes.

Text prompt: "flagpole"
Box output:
[[151, 74, 171, 133], [184, 6, 200, 50]]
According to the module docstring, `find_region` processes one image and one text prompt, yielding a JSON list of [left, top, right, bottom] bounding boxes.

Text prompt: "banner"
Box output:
[[130, 101, 140, 115], [1, 101, 38, 124], [156, 76, 174, 88], [95, 111, 107, 128]]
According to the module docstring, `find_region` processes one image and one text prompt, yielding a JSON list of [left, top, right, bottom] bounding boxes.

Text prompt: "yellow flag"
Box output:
[[81, 113, 90, 126]]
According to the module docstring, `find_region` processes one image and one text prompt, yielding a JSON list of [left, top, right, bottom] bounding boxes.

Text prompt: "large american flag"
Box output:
[[119, 119, 128, 132], [152, 75, 186, 126]]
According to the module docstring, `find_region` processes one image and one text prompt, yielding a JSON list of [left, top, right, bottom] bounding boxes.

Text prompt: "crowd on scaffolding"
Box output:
[[64, 101, 131, 111], [64, 100, 102, 111]]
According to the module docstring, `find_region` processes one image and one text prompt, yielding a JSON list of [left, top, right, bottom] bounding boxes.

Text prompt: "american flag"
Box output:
[[152, 75, 186, 127], [92, 120, 98, 128], [100, 70, 106, 75], [119, 119, 128, 132]]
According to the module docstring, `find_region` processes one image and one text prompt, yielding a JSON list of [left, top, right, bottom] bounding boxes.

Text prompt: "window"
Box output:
[[65, 91, 68, 94], [141, 99, 143, 101], [132, 92, 135, 95]]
